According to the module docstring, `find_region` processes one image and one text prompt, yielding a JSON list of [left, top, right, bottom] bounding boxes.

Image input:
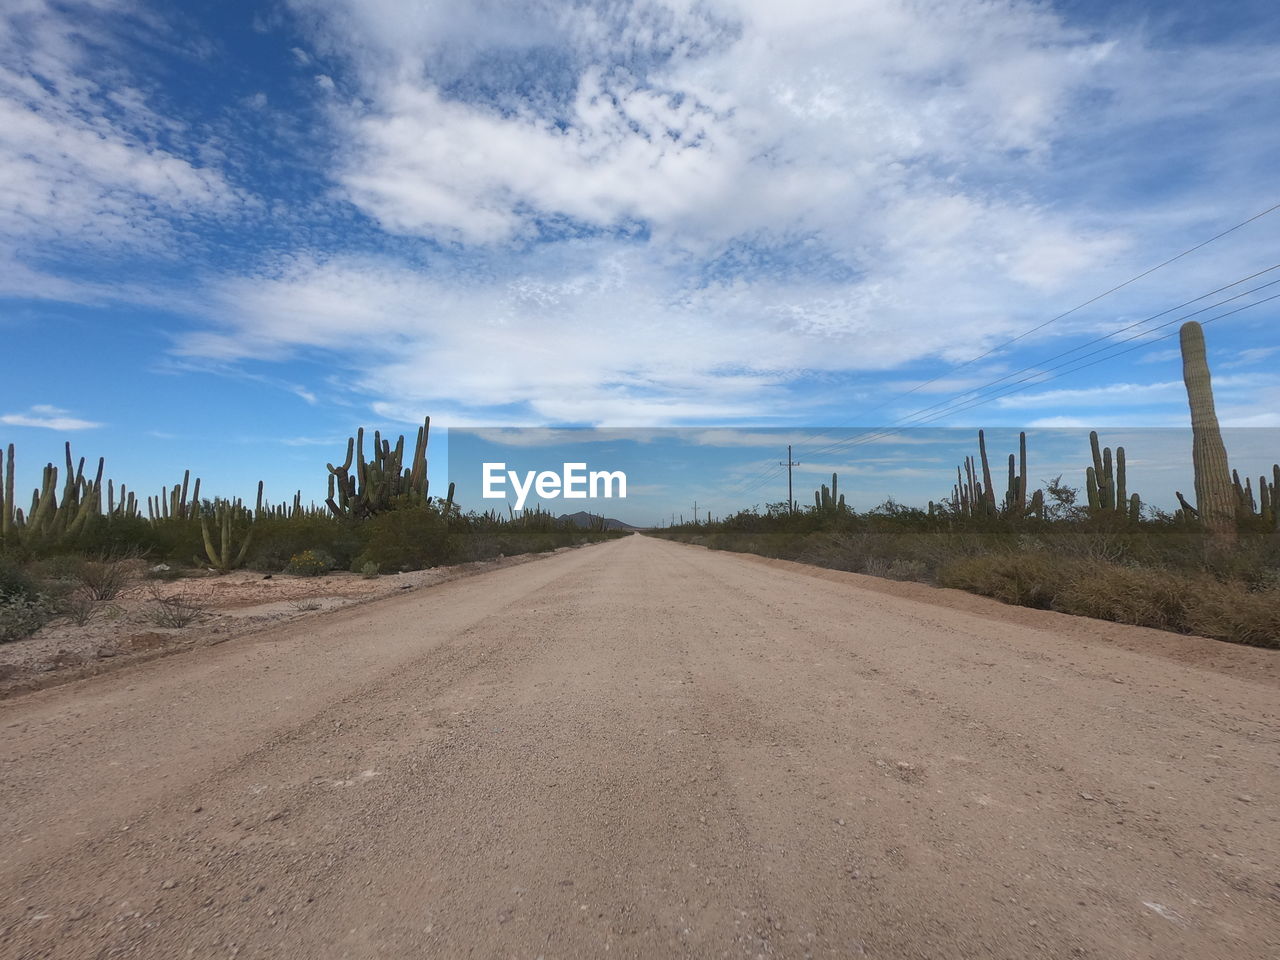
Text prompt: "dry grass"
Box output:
[[659, 517, 1280, 648], [940, 554, 1279, 648]]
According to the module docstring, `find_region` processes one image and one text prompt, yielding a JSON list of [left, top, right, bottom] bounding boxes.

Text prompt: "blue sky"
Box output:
[[1, 0, 1278, 518]]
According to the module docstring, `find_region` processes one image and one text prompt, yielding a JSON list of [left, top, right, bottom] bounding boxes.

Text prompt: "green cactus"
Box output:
[[326, 417, 439, 519], [1083, 432, 1137, 520], [978, 430, 996, 511], [951, 432, 1043, 520], [1179, 321, 1236, 540], [200, 499, 254, 571]]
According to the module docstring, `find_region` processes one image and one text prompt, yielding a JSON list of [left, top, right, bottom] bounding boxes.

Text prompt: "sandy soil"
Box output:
[[0, 534, 1276, 959], [0, 550, 573, 698]]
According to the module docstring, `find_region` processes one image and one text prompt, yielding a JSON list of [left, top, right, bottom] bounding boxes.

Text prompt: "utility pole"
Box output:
[[780, 444, 800, 513], [692, 500, 697, 525]]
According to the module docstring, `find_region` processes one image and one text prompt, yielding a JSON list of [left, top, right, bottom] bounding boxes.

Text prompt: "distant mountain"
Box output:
[[558, 511, 640, 531]]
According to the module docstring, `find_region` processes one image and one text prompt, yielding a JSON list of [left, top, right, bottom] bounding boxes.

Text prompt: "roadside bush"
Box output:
[[0, 591, 56, 643], [0, 557, 39, 601], [286, 550, 335, 577], [1051, 565, 1192, 631], [146, 517, 205, 565], [885, 558, 929, 581], [62, 589, 97, 627], [356, 505, 456, 571], [76, 559, 137, 601], [248, 516, 361, 572], [938, 553, 1069, 609], [145, 583, 206, 627]]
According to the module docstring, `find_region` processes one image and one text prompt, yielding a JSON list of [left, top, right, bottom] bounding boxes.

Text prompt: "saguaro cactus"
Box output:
[[1179, 321, 1236, 540]]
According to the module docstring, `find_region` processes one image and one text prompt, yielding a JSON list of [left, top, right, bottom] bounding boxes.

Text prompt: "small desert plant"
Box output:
[[286, 550, 333, 577], [358, 560, 379, 579], [885, 558, 929, 582], [145, 583, 205, 628], [76, 559, 135, 601], [62, 588, 97, 627], [0, 591, 56, 643], [289, 597, 323, 612]]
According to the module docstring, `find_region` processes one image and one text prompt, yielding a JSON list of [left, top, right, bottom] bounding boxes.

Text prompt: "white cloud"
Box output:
[[1, 404, 103, 430], [168, 0, 1275, 427], [0, 0, 242, 296], [1221, 346, 1280, 368], [188, 245, 1103, 425], [300, 0, 1124, 269], [7, 0, 1272, 433]]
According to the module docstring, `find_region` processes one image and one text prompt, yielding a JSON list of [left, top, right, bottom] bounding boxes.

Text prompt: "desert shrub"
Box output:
[[0, 591, 56, 642], [62, 589, 97, 627], [1181, 586, 1280, 648], [937, 553, 1071, 609], [70, 515, 163, 559], [29, 554, 85, 581], [0, 557, 39, 601], [861, 557, 891, 578], [286, 550, 335, 577], [145, 583, 205, 627], [248, 516, 361, 572], [886, 558, 929, 581], [654, 507, 1280, 647], [1051, 565, 1280, 647], [1052, 565, 1192, 630], [75, 559, 137, 601], [146, 517, 205, 565], [357, 560, 379, 579], [356, 506, 456, 571]]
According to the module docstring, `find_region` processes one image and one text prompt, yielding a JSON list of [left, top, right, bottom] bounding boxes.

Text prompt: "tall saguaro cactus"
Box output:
[[1179, 321, 1236, 540]]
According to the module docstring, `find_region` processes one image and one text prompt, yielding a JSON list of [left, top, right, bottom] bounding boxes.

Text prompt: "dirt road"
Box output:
[[2, 535, 1277, 959]]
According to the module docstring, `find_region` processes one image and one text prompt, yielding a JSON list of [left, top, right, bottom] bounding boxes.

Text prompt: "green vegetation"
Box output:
[[0, 418, 623, 642]]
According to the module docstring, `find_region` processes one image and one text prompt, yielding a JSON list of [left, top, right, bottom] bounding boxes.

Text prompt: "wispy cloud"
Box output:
[[0, 0, 244, 297], [1, 404, 103, 430]]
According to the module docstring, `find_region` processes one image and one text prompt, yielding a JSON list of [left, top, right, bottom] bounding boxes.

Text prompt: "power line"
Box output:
[[724, 203, 1280, 504], [794, 267, 1280, 464], [832, 200, 1280, 426], [777, 201, 1280, 461], [793, 289, 1280, 459], [824, 264, 1280, 445]]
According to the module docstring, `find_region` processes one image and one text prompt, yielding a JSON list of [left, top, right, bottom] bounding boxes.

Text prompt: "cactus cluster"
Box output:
[[814, 472, 846, 512], [952, 431, 1044, 520], [147, 470, 202, 521], [326, 417, 453, 519], [1086, 431, 1141, 522], [1, 442, 108, 547], [1232, 465, 1280, 532]]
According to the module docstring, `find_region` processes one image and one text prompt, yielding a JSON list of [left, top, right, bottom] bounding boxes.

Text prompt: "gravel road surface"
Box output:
[[2, 534, 1277, 959]]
